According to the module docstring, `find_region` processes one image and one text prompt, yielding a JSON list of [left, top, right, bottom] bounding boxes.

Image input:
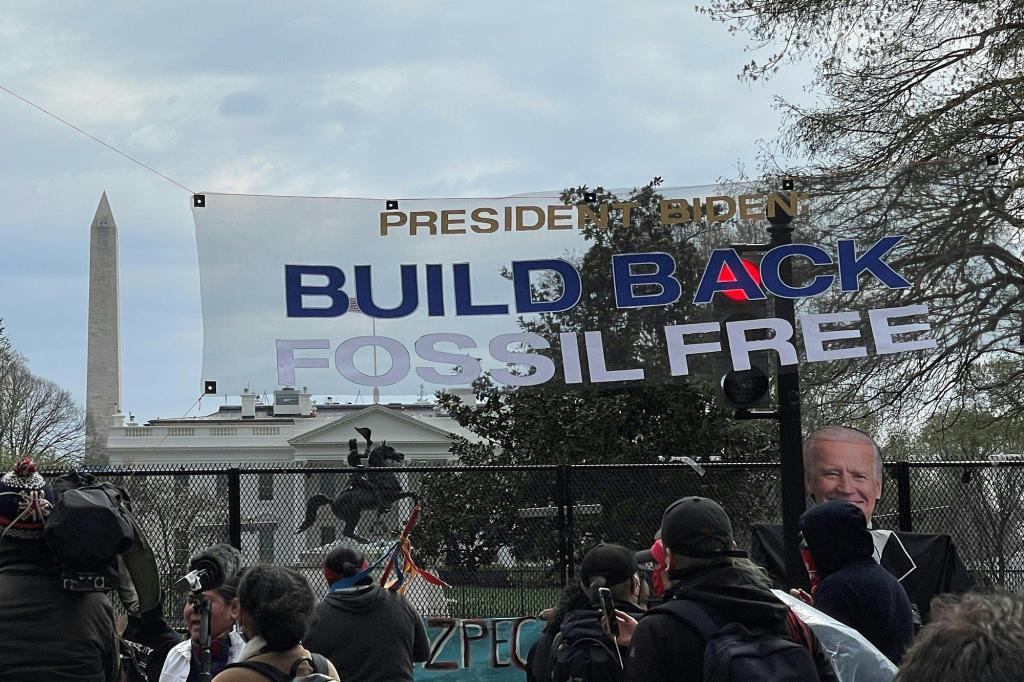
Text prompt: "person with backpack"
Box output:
[[214, 565, 339, 682], [621, 497, 838, 682], [0, 458, 121, 682], [525, 584, 590, 682], [551, 543, 649, 682]]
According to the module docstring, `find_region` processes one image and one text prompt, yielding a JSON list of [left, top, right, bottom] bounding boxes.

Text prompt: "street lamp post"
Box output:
[[767, 191, 805, 589]]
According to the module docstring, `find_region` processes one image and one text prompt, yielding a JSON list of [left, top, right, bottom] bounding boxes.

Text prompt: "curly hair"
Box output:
[[237, 565, 316, 652], [895, 592, 1024, 682]]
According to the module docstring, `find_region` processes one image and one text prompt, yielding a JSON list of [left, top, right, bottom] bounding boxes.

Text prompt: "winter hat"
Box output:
[[0, 458, 55, 541]]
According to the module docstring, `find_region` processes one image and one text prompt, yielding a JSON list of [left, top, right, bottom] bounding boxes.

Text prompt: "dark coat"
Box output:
[[0, 541, 120, 681], [624, 562, 837, 682], [801, 501, 915, 664], [305, 583, 429, 682], [545, 599, 645, 682]]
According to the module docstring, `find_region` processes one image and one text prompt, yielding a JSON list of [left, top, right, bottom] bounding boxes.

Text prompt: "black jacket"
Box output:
[[0, 541, 120, 682], [543, 599, 645, 682], [624, 562, 837, 682], [801, 502, 915, 664], [305, 583, 429, 682], [751, 522, 971, 622]]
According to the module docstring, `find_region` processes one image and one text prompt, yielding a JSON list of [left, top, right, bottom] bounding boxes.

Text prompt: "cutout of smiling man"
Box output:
[[804, 426, 883, 523], [802, 426, 922, 612], [754, 425, 972, 624]]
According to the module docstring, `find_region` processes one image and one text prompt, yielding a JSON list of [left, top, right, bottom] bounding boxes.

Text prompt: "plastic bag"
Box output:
[[772, 589, 898, 682]]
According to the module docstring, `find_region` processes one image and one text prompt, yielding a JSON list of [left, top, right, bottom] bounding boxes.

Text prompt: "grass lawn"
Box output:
[[445, 585, 561, 619]]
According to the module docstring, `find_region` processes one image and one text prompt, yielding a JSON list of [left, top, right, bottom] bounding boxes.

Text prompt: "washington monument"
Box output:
[[85, 193, 121, 464]]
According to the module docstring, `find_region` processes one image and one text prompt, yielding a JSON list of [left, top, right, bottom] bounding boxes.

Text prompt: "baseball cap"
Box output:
[[579, 543, 639, 587], [660, 496, 746, 558], [634, 529, 663, 564]]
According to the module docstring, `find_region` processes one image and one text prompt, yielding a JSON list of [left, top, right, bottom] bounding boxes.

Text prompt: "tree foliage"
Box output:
[[414, 181, 777, 571], [878, 380, 1024, 588], [0, 321, 84, 468], [704, 1, 1024, 422]]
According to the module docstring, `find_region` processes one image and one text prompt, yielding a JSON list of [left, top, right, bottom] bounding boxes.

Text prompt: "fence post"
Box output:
[[556, 465, 568, 587], [561, 464, 577, 581], [228, 468, 242, 549], [896, 461, 913, 532]]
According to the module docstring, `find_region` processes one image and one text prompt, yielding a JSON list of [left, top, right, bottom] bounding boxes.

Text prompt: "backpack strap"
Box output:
[[547, 631, 564, 680], [222, 660, 292, 682], [784, 608, 815, 654], [311, 653, 331, 674], [288, 654, 331, 677], [651, 599, 722, 641]]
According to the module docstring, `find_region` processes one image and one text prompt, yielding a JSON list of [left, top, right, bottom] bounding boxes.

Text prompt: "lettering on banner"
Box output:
[[424, 616, 537, 672]]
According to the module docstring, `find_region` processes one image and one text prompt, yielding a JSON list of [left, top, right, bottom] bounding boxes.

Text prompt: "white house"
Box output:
[[106, 387, 478, 570]]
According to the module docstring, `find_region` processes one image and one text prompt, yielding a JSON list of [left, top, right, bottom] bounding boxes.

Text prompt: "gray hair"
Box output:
[[896, 593, 1024, 682], [803, 425, 883, 480]]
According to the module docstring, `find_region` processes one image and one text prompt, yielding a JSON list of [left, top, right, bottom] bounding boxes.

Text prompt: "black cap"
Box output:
[[579, 543, 639, 587], [660, 497, 746, 558]]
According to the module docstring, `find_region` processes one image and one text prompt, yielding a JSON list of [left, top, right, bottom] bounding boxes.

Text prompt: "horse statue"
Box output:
[[296, 427, 419, 543]]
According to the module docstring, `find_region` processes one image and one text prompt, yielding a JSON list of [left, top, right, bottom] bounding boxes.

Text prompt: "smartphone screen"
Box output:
[[598, 587, 618, 637]]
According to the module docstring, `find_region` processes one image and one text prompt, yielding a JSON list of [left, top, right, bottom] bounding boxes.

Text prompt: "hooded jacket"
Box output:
[[624, 561, 837, 682], [304, 583, 429, 682], [801, 501, 914, 664], [0, 540, 120, 682], [553, 599, 645, 681]]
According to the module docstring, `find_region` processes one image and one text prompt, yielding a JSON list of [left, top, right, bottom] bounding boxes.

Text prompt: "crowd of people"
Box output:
[[526, 425, 1019, 681], [0, 425, 1020, 680]]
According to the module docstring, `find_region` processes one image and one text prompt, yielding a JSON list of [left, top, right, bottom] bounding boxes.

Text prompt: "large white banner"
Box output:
[[192, 186, 930, 397]]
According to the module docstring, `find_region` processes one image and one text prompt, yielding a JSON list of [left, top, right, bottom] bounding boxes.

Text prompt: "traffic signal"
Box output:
[[712, 250, 772, 409]]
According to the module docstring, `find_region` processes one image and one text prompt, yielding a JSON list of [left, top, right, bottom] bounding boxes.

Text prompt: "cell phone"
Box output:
[[598, 587, 618, 638]]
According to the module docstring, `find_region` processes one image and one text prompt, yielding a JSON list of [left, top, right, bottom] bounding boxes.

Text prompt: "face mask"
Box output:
[[649, 539, 668, 598]]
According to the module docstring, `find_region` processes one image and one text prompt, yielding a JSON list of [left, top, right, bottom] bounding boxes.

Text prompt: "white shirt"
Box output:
[[159, 629, 246, 682]]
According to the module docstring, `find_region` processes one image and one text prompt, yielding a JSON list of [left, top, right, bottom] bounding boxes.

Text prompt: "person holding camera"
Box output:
[[214, 565, 338, 681], [0, 458, 120, 681], [158, 574, 245, 682]]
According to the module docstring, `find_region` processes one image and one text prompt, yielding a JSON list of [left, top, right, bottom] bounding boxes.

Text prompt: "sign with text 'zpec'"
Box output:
[[192, 186, 935, 396]]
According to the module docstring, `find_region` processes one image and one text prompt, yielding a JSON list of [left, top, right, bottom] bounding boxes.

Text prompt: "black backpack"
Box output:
[[44, 473, 135, 589], [550, 630, 625, 682], [651, 599, 820, 682]]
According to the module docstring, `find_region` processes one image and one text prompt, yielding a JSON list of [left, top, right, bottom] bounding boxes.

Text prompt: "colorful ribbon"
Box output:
[[381, 505, 449, 594]]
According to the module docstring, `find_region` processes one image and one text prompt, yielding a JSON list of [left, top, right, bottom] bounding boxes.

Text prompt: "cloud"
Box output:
[[218, 91, 267, 117], [125, 124, 183, 153], [0, 1, 820, 420]]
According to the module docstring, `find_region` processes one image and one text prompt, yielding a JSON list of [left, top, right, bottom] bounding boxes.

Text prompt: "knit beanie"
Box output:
[[0, 458, 56, 541]]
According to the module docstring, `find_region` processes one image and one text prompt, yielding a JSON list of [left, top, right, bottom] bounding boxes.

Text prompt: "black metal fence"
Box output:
[[72, 460, 1024, 625]]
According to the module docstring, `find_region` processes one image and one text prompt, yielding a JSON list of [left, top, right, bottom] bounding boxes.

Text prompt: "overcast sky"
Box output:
[[0, 2, 814, 422]]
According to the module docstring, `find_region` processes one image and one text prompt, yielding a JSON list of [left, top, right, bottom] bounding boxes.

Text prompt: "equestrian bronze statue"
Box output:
[[296, 427, 419, 543]]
